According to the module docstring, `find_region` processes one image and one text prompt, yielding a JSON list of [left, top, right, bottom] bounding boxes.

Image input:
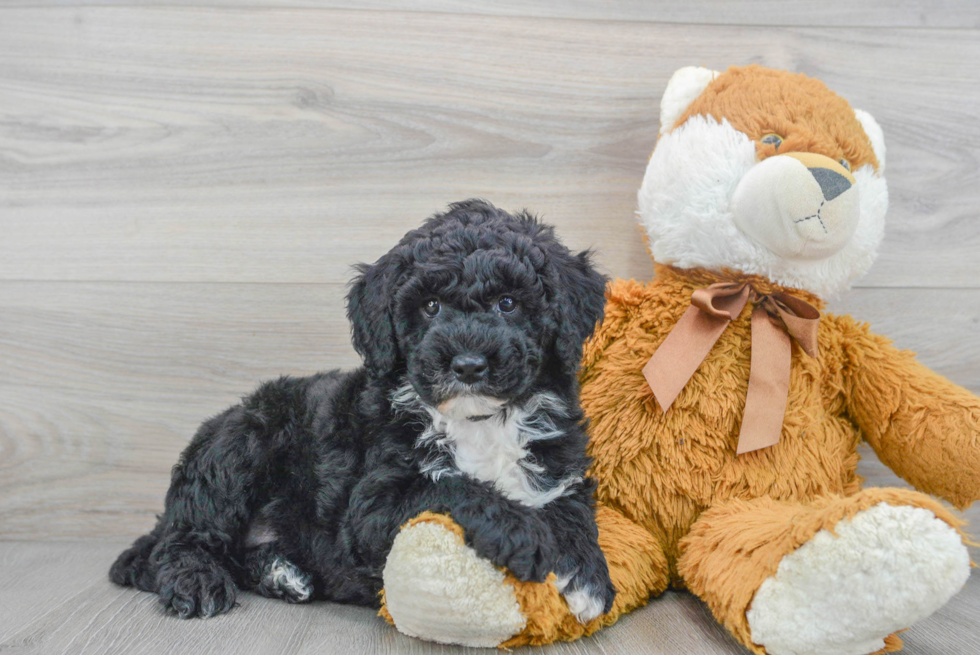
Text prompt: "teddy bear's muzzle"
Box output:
[[731, 151, 860, 261]]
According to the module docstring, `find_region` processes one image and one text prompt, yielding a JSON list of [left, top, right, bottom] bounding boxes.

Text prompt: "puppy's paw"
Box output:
[[110, 542, 157, 592], [469, 514, 556, 583], [550, 531, 616, 623], [157, 564, 238, 618], [502, 540, 554, 583], [256, 556, 314, 603], [555, 571, 616, 623], [110, 530, 164, 592]]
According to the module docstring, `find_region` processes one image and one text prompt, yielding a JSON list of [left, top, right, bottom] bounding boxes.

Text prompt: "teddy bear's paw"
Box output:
[[746, 502, 970, 655], [383, 519, 526, 647]]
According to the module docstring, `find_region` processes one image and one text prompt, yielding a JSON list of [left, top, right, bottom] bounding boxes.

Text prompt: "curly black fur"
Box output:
[[110, 199, 614, 619]]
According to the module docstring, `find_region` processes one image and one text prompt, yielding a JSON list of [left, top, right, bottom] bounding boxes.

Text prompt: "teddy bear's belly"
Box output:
[[583, 334, 862, 571]]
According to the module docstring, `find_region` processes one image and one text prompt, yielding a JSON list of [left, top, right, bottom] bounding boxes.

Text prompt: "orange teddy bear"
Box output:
[[380, 65, 980, 655]]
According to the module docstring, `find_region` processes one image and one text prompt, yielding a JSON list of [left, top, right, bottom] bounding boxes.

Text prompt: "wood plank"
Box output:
[[0, 540, 978, 654], [1, 282, 977, 402], [2, 388, 977, 546], [1, 9, 978, 287], [1, 282, 978, 540], [3, 1, 979, 29], [0, 382, 218, 541], [5, 378, 977, 544], [0, 281, 358, 398], [0, 541, 112, 643]]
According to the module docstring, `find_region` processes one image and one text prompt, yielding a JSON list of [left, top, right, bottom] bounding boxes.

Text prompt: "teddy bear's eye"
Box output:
[[761, 134, 783, 147], [839, 158, 851, 171]]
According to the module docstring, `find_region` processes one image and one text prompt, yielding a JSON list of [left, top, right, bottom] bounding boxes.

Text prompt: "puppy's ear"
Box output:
[[551, 249, 608, 378], [346, 255, 404, 377]]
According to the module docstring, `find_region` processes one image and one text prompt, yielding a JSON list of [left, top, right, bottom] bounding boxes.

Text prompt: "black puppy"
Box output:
[[110, 199, 615, 623]]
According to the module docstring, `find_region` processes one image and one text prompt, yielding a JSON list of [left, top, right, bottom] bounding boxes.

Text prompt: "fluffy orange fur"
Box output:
[[678, 489, 966, 654], [677, 65, 880, 172], [490, 266, 979, 652]]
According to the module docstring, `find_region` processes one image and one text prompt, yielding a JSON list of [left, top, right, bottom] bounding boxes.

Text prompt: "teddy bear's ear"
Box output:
[[854, 109, 886, 172], [659, 66, 721, 136]]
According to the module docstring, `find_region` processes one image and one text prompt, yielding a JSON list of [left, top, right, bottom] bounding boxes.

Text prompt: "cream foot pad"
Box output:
[[383, 519, 526, 647], [747, 503, 970, 655]]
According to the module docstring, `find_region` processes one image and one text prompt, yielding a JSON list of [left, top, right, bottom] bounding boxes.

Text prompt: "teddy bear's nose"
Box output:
[[780, 152, 856, 198], [810, 167, 852, 202]]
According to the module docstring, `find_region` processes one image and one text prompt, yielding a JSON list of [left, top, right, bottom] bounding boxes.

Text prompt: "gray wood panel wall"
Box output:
[[1, 2, 979, 547]]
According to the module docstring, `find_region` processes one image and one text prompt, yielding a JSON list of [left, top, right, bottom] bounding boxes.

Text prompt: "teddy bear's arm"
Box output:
[[580, 279, 649, 376], [837, 315, 980, 510]]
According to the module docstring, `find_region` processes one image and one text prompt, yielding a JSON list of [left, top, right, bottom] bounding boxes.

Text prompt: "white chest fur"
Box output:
[[392, 388, 580, 508]]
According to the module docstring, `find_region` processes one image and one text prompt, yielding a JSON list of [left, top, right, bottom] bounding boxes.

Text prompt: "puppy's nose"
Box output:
[[451, 354, 488, 384]]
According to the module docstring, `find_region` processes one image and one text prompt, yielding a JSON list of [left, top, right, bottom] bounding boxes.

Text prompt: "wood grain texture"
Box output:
[[0, 281, 357, 398], [1, 8, 979, 287], [1, 282, 979, 540], [6, 384, 979, 543], [2, 282, 976, 399], [0, 540, 977, 654], [5, 1, 980, 29]]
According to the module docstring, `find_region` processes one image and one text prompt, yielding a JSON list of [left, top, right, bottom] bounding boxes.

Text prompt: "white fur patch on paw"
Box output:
[[747, 502, 971, 655], [383, 521, 526, 647], [264, 557, 312, 602], [555, 574, 605, 623]]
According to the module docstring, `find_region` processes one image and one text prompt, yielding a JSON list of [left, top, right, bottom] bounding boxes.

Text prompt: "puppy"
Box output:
[[109, 199, 615, 623]]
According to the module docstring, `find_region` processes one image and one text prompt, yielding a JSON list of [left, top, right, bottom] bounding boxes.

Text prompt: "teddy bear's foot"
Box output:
[[746, 502, 970, 655], [383, 507, 671, 647], [382, 513, 527, 647]]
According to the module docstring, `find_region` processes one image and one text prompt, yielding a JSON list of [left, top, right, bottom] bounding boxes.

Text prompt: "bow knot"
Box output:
[[642, 281, 820, 455]]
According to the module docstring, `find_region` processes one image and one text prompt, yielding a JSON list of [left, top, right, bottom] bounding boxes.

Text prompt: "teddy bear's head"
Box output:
[[638, 65, 888, 298]]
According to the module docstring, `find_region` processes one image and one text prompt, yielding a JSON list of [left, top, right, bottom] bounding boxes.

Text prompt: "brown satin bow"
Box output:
[[642, 281, 820, 455]]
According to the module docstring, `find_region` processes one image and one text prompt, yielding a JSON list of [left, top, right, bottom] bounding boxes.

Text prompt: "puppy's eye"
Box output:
[[497, 296, 517, 314], [761, 134, 783, 148], [422, 299, 441, 318], [839, 158, 851, 171]]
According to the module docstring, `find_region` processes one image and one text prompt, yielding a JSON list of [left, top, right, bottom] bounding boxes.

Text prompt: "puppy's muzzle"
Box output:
[[451, 353, 488, 385]]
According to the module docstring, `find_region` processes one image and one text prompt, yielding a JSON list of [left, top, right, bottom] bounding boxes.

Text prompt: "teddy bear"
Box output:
[[378, 65, 980, 655]]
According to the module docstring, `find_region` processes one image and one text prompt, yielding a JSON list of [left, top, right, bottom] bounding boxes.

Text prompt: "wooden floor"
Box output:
[[2, 1, 980, 652], [1, 520, 979, 655]]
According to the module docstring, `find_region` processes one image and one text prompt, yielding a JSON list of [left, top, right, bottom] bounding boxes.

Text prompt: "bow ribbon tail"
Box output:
[[736, 306, 792, 454], [736, 294, 821, 454], [643, 283, 750, 412]]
